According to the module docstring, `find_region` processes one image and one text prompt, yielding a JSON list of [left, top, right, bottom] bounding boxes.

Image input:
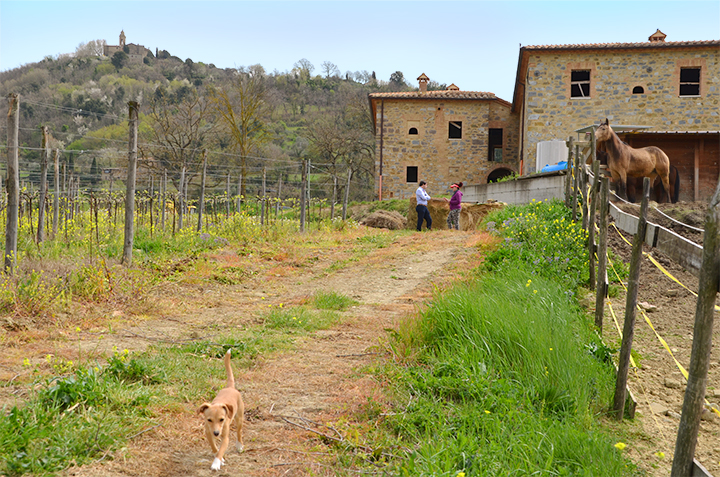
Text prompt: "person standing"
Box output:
[[415, 180, 432, 231], [445, 182, 463, 230]]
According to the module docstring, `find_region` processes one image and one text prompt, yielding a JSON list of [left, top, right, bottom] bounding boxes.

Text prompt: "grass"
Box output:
[[339, 199, 640, 476]]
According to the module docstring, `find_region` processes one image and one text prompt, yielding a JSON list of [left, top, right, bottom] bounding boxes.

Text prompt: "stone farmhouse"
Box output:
[[103, 30, 151, 64], [368, 74, 519, 200], [370, 30, 719, 202]]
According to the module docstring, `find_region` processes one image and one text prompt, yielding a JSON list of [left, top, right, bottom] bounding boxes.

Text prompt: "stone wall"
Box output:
[[375, 98, 519, 199], [521, 47, 720, 172]]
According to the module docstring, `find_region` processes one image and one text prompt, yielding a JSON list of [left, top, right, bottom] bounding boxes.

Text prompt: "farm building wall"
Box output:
[[371, 96, 520, 200], [622, 133, 720, 202]]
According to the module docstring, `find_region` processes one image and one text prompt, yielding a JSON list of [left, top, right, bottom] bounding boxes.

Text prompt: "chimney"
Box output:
[[417, 73, 429, 92], [648, 29, 667, 42]]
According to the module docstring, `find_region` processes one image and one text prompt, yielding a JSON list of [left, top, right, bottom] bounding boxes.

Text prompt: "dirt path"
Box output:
[[56, 230, 485, 477]]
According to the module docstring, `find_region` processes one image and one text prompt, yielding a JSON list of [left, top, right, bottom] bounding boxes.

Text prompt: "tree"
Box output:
[[321, 61, 340, 79], [143, 85, 216, 196], [75, 39, 106, 57], [209, 67, 271, 197], [111, 51, 127, 70], [293, 58, 315, 82], [389, 71, 407, 87]]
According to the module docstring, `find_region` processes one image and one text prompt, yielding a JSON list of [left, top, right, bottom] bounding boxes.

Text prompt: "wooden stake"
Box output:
[[121, 101, 139, 266], [612, 177, 650, 419], [671, 179, 720, 476]]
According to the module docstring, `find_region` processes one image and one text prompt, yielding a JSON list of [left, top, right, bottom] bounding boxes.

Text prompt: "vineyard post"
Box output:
[[671, 179, 720, 476], [594, 176, 609, 333], [275, 176, 282, 218], [178, 166, 186, 230], [342, 168, 351, 220], [121, 101, 139, 266], [161, 169, 167, 231], [52, 148, 59, 237], [330, 175, 337, 220], [300, 159, 307, 232], [225, 171, 230, 218], [4, 93, 20, 274], [197, 149, 207, 232], [37, 126, 50, 243], [612, 177, 650, 419], [236, 174, 242, 213], [261, 167, 266, 226]]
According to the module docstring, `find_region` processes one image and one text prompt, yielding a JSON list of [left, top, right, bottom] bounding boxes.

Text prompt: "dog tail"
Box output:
[[224, 349, 235, 389]]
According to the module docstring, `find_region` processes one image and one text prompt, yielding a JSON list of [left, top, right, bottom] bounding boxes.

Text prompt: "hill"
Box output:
[[0, 42, 430, 202]]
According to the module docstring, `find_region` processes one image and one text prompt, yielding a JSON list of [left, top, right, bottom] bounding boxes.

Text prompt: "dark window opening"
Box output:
[[680, 68, 700, 96], [489, 128, 503, 162], [406, 166, 418, 183], [408, 127, 418, 135], [632, 86, 644, 94], [449, 121, 462, 139], [571, 70, 590, 98]]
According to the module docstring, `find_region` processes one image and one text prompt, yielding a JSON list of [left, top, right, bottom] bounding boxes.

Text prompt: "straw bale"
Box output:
[[408, 197, 505, 231], [359, 210, 407, 230]]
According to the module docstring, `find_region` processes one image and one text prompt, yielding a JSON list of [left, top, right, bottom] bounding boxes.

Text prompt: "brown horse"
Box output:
[[596, 149, 680, 203], [595, 118, 671, 203]]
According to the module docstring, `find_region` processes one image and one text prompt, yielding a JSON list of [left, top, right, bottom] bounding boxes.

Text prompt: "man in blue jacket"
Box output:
[[415, 181, 432, 231]]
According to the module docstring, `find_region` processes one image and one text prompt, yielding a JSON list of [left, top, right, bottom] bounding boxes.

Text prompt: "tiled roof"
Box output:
[[522, 39, 719, 51], [369, 90, 498, 100]]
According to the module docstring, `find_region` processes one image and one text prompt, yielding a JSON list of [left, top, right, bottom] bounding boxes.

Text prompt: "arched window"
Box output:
[[632, 86, 644, 94], [408, 127, 418, 135]]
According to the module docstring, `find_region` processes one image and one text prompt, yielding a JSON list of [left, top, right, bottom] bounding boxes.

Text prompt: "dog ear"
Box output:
[[222, 403, 236, 419], [198, 403, 211, 415]]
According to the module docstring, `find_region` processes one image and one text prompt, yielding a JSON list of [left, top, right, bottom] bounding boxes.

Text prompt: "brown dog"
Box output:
[[198, 350, 244, 471]]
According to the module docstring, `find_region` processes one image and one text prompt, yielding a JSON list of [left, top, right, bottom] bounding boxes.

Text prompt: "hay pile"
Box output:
[[359, 210, 407, 230], [408, 197, 505, 231]]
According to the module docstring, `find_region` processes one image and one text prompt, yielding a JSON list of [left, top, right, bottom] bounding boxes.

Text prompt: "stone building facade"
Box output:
[[369, 75, 519, 200], [512, 31, 720, 179], [103, 30, 151, 63]]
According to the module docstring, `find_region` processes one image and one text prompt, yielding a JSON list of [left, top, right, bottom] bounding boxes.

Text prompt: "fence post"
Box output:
[[178, 166, 186, 230], [565, 136, 574, 208], [275, 176, 283, 218], [671, 179, 720, 476], [342, 168, 351, 220], [121, 101, 139, 266], [51, 149, 60, 238], [572, 143, 580, 221], [331, 175, 337, 220], [300, 159, 307, 232], [226, 172, 231, 219], [236, 174, 242, 213], [37, 126, 50, 243], [161, 169, 167, 231], [595, 176, 609, 333], [197, 150, 207, 232], [261, 167, 266, 226], [4, 93, 20, 274], [588, 160, 600, 289], [612, 177, 650, 419]]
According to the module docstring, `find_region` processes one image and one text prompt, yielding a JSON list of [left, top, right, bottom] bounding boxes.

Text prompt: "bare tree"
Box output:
[[321, 61, 340, 79], [75, 39, 107, 57], [143, 84, 215, 195], [209, 68, 270, 197]]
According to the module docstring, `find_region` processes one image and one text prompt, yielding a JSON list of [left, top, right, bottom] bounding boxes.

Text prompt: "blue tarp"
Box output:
[[540, 161, 568, 172]]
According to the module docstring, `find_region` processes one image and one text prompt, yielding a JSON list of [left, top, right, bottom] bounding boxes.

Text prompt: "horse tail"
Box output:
[[672, 165, 680, 203]]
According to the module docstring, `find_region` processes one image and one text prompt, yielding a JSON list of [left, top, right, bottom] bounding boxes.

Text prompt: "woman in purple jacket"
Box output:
[[445, 182, 463, 230]]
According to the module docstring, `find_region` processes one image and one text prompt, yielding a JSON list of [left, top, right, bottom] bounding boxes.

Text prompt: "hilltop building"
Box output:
[[103, 30, 151, 63]]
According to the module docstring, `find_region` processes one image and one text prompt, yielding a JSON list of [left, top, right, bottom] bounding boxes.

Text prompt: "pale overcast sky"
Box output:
[[1, 1, 718, 101]]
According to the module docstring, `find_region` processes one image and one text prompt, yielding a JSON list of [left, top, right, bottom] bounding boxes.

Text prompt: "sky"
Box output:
[[1, 0, 718, 101]]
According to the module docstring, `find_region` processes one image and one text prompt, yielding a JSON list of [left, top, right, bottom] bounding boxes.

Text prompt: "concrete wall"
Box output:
[[463, 172, 566, 204]]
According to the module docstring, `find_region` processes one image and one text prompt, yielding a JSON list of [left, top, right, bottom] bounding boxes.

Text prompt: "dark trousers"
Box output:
[[416, 205, 432, 231]]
